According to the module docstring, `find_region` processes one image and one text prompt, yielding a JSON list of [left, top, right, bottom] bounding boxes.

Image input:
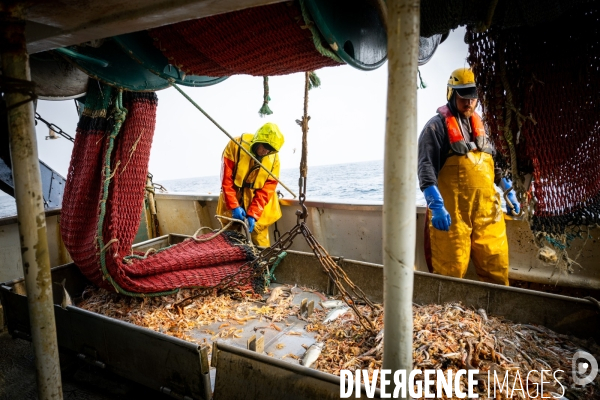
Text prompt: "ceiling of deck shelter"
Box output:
[[14, 0, 594, 55]]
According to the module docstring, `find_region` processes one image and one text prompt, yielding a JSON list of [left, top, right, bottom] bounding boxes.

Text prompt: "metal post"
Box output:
[[0, 6, 63, 400], [382, 0, 420, 382]]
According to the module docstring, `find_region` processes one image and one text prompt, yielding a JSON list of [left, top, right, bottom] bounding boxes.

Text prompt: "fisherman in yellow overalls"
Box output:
[[216, 122, 284, 246], [417, 68, 521, 285]]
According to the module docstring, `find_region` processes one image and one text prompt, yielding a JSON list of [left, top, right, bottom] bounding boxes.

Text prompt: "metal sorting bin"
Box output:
[[1, 234, 210, 400], [1, 236, 599, 399]]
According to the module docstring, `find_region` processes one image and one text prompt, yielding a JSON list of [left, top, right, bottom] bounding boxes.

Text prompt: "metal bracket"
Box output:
[[247, 334, 264, 353], [199, 345, 210, 375], [300, 298, 314, 317], [211, 341, 219, 368]]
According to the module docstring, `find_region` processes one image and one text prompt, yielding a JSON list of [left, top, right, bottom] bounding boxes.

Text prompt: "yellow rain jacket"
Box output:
[[422, 109, 509, 285], [216, 123, 284, 246]]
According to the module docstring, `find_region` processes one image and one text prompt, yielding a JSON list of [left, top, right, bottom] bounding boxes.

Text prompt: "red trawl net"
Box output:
[[147, 1, 342, 77], [466, 4, 600, 236], [60, 82, 256, 294]]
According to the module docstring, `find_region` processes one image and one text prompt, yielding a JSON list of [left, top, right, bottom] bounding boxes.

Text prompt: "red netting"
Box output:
[[466, 4, 600, 235], [148, 1, 342, 77], [60, 82, 256, 294]]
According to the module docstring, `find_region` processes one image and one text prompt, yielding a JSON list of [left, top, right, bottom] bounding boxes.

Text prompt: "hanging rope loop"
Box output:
[[0, 75, 37, 111], [258, 76, 273, 117], [295, 71, 311, 223]]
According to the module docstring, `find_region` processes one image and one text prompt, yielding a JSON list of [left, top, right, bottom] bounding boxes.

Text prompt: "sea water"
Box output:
[[159, 159, 425, 204], [0, 160, 426, 218], [0, 159, 515, 219]]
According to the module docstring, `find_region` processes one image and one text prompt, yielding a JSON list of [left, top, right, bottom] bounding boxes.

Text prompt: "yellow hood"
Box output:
[[251, 122, 285, 152]]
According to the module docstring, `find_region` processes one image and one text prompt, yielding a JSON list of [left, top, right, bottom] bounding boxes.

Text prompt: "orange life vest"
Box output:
[[437, 105, 494, 155]]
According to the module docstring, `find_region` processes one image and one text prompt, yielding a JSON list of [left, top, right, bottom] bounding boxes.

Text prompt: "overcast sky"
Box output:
[[33, 27, 470, 183]]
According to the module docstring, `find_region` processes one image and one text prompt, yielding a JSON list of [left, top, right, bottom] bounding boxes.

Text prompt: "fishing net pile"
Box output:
[[60, 80, 258, 295], [466, 4, 600, 246], [148, 1, 342, 77], [77, 287, 599, 399]]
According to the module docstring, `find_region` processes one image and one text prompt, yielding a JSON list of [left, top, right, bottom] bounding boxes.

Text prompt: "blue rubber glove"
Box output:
[[423, 185, 451, 231], [246, 216, 256, 233], [500, 178, 521, 215], [232, 207, 246, 221]]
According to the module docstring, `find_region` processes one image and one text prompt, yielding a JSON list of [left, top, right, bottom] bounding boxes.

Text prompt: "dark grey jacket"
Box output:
[[417, 103, 501, 191]]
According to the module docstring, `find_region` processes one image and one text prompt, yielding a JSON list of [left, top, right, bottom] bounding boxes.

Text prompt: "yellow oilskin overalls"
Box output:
[[216, 124, 284, 246], [425, 108, 509, 285]]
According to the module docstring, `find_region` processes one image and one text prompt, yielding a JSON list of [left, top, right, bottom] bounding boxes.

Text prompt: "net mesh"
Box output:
[[147, 1, 342, 77], [466, 4, 600, 238], [60, 81, 256, 294]]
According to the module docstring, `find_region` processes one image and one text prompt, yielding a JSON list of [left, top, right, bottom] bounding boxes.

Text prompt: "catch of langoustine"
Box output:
[[77, 286, 599, 399]]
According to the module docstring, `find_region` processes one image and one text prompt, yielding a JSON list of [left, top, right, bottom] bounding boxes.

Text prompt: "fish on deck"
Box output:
[[54, 278, 73, 309], [323, 306, 350, 324], [301, 342, 324, 368]]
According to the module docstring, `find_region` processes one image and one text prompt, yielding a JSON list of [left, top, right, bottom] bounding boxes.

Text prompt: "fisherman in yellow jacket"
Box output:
[[417, 68, 521, 285], [216, 122, 284, 246]]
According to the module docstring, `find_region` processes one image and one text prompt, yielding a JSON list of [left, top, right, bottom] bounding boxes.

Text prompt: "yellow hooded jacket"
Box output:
[[216, 122, 284, 230]]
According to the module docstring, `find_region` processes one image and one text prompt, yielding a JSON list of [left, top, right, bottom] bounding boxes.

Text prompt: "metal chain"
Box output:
[[174, 72, 377, 332], [35, 112, 75, 142], [298, 223, 377, 333], [173, 224, 301, 309], [173, 221, 378, 332]]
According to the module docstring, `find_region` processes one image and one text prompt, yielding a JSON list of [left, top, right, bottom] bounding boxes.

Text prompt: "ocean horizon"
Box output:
[[0, 159, 426, 218]]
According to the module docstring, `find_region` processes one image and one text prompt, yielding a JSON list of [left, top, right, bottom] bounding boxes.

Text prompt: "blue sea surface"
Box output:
[[161, 159, 426, 205], [0, 160, 426, 218]]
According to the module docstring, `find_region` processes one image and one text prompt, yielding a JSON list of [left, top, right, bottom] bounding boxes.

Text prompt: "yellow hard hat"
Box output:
[[446, 68, 477, 101], [251, 122, 285, 152]]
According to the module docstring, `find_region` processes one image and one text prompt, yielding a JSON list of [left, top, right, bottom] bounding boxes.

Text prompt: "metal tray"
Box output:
[[1, 245, 598, 399]]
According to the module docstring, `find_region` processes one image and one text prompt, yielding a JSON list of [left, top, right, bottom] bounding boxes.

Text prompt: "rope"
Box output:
[[584, 296, 600, 311], [122, 246, 173, 263], [293, 71, 311, 223], [418, 69, 427, 89], [191, 219, 236, 243], [308, 71, 321, 90], [0, 75, 37, 112], [170, 82, 297, 198], [258, 76, 273, 117], [299, 71, 310, 179], [264, 251, 287, 287], [121, 130, 144, 174], [212, 215, 252, 244]]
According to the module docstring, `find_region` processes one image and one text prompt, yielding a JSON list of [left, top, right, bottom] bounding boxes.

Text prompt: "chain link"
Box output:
[[174, 224, 301, 309], [174, 220, 378, 332], [298, 223, 378, 332], [35, 112, 75, 142]]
